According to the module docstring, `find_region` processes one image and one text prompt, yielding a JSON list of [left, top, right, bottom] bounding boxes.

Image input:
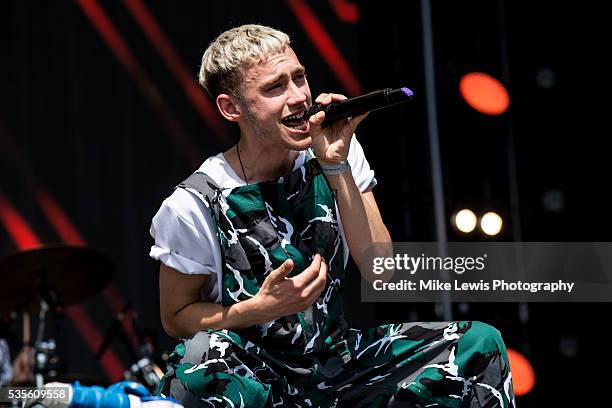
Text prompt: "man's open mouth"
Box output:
[[281, 110, 308, 131]]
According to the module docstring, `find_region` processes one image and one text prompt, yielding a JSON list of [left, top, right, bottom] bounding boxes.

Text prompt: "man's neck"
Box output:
[[225, 137, 299, 184]]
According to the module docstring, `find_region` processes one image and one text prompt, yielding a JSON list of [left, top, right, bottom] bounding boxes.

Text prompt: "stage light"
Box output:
[[542, 189, 565, 212], [536, 67, 556, 89], [559, 335, 579, 358], [480, 211, 503, 236], [459, 72, 509, 115], [506, 348, 535, 396], [453, 209, 477, 233]]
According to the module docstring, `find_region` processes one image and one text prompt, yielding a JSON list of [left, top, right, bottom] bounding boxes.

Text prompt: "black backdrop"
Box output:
[[1, 1, 610, 405]]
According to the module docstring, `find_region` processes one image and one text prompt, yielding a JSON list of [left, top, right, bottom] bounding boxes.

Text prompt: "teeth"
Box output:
[[284, 112, 304, 121]]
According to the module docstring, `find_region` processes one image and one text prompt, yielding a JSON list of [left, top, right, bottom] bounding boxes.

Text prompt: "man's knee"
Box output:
[[467, 321, 506, 352], [181, 330, 213, 364]]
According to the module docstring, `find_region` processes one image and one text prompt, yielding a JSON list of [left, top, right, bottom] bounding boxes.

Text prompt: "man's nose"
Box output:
[[287, 82, 307, 106]]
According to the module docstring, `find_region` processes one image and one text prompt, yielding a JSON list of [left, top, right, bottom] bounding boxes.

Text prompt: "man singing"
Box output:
[[150, 24, 515, 407]]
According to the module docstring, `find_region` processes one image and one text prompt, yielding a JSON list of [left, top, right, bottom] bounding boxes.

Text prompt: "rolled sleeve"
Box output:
[[149, 189, 219, 276], [347, 136, 377, 192]]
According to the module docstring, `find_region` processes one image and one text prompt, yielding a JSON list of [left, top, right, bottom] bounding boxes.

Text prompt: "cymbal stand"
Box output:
[[32, 271, 60, 389], [33, 299, 48, 388], [97, 303, 162, 392]]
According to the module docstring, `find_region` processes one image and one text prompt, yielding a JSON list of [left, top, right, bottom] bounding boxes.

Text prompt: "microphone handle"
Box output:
[[304, 87, 413, 127]]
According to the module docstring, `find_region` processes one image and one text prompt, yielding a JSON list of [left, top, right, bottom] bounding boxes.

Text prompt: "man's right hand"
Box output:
[[249, 254, 328, 322], [159, 254, 328, 337]]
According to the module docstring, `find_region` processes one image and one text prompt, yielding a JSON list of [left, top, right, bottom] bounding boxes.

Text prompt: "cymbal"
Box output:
[[0, 244, 115, 313]]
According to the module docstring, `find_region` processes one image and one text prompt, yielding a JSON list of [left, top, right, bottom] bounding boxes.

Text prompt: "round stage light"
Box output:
[[454, 209, 477, 233], [480, 211, 503, 236], [507, 348, 535, 396], [459, 72, 510, 115]]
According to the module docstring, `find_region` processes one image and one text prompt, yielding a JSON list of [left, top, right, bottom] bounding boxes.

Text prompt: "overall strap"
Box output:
[[177, 171, 220, 201], [176, 172, 223, 238]]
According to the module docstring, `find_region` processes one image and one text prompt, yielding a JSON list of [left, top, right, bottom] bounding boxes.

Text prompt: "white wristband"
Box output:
[[320, 160, 350, 176]]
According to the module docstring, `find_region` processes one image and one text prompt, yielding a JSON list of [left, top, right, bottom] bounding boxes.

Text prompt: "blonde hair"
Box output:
[[199, 24, 291, 99]]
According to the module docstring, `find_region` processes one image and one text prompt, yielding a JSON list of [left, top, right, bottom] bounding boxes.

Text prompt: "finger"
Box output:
[[346, 111, 369, 133], [315, 93, 330, 104], [315, 93, 347, 105], [291, 254, 321, 287], [302, 257, 328, 299], [308, 110, 326, 126], [327, 93, 347, 102], [268, 259, 294, 283]]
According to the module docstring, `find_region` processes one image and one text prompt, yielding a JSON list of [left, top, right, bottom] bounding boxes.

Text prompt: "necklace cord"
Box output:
[[236, 144, 249, 185]]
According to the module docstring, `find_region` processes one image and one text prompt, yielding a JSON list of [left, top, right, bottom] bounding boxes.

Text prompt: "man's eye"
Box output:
[[268, 83, 281, 91]]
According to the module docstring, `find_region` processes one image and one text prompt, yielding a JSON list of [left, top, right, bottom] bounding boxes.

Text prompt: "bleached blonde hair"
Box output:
[[199, 24, 291, 99]]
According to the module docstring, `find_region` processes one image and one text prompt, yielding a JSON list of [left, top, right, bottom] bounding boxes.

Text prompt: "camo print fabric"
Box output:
[[158, 157, 516, 407]]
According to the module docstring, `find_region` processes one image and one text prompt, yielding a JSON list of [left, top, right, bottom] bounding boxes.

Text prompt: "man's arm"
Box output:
[[159, 264, 250, 338], [325, 172, 391, 276], [307, 91, 392, 277], [159, 255, 328, 338]]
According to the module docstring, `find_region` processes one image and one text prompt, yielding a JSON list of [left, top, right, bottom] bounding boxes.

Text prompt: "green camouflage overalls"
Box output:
[[158, 155, 516, 408]]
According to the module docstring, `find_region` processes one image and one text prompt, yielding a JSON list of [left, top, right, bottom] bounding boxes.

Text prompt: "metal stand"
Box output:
[[32, 300, 58, 388], [420, 0, 452, 321]]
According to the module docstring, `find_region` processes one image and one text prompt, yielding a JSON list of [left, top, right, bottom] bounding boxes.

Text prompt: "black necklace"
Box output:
[[236, 144, 249, 185]]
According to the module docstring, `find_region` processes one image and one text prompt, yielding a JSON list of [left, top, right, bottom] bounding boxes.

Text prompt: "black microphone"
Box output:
[[302, 87, 414, 127]]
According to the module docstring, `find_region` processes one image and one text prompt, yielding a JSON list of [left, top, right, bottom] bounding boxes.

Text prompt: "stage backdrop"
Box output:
[[1, 1, 609, 405]]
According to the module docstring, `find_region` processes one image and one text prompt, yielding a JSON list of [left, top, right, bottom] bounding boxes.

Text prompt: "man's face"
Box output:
[[237, 47, 312, 151]]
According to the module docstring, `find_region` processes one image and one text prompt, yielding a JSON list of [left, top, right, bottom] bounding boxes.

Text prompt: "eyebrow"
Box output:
[[261, 66, 306, 89]]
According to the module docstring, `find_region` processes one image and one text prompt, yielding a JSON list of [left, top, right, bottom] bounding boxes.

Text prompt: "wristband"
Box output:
[[320, 160, 350, 176]]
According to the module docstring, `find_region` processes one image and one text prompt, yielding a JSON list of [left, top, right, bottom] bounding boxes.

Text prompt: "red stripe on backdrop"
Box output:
[[0, 193, 40, 249], [64, 305, 126, 381], [328, 0, 360, 23], [35, 189, 84, 246], [122, 0, 230, 142], [0, 192, 126, 381], [285, 0, 363, 96], [75, 0, 140, 75], [35, 188, 140, 350], [1, 122, 139, 361], [74, 0, 202, 168]]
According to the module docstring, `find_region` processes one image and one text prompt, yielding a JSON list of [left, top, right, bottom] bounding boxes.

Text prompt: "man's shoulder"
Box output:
[[161, 187, 207, 223], [193, 152, 243, 190], [160, 154, 226, 218]]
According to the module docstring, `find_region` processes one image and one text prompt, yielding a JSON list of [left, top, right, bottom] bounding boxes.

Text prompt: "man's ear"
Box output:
[[216, 94, 243, 122]]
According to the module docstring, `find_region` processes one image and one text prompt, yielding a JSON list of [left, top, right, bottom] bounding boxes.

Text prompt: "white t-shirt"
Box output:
[[150, 137, 376, 303]]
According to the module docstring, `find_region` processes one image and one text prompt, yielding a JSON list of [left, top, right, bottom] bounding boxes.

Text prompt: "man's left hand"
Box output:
[[308, 93, 368, 165]]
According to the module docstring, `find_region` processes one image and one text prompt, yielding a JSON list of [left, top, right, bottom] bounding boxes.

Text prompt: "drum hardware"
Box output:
[[0, 244, 115, 388], [97, 303, 163, 392]]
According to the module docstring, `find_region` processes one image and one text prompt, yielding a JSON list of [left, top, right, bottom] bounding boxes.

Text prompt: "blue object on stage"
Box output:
[[106, 381, 151, 398], [69, 381, 147, 408]]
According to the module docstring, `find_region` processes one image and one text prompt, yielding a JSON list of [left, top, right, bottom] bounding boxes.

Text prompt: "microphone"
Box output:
[[302, 87, 414, 127]]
